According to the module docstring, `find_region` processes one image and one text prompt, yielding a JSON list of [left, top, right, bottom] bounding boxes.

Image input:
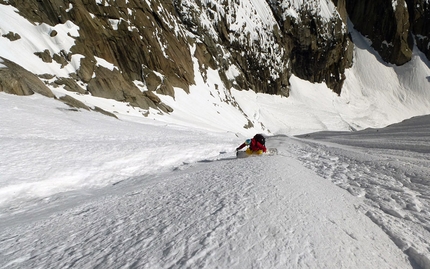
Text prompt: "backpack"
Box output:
[[253, 134, 265, 145]]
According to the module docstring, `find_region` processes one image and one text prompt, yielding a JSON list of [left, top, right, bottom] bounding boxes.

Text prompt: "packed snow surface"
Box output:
[[1, 93, 430, 268]]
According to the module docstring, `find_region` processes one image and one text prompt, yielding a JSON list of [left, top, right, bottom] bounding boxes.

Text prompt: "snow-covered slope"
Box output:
[[2, 97, 430, 267], [0, 154, 413, 269], [1, 90, 430, 268], [1, 1, 430, 268]]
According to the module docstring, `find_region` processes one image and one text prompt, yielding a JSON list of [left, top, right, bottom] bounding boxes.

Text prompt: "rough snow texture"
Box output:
[[293, 116, 430, 269], [1, 93, 430, 268], [0, 136, 416, 269]]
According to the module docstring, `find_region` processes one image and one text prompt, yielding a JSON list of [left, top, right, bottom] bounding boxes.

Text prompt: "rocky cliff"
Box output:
[[406, 0, 430, 61], [346, 0, 430, 65], [0, 0, 429, 112]]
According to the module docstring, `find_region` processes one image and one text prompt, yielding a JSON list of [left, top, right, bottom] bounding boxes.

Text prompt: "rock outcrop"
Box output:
[[1, 0, 185, 112], [346, 0, 413, 65], [406, 0, 430, 60], [269, 0, 353, 94], [0, 58, 55, 97], [346, 0, 430, 65]]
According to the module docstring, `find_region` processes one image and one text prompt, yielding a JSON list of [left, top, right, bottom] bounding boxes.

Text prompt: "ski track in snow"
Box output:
[[285, 132, 430, 269], [0, 138, 417, 269]]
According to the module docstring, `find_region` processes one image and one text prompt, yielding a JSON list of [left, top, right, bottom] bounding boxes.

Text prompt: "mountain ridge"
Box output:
[[0, 0, 429, 130]]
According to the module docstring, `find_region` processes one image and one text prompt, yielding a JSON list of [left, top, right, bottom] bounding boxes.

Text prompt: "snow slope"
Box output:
[[0, 93, 239, 210], [0, 136, 415, 269], [1, 93, 430, 268], [292, 117, 430, 269]]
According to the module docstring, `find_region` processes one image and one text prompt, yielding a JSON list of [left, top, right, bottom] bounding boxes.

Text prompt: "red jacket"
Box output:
[[237, 138, 267, 152]]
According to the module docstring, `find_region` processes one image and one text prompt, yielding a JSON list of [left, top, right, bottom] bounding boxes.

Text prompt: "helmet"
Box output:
[[254, 134, 265, 145]]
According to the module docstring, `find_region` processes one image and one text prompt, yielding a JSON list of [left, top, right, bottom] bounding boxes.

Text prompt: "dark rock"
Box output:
[[50, 29, 58, 37], [59, 94, 90, 110], [194, 42, 217, 71], [176, 1, 290, 96], [77, 57, 96, 83], [53, 53, 69, 68], [270, 1, 353, 94], [2, 31, 21, 41], [87, 66, 128, 101], [6, 0, 71, 25], [143, 90, 161, 104], [346, 0, 413, 65], [86, 65, 162, 111], [54, 77, 87, 94], [158, 103, 173, 113], [34, 49, 53, 63], [142, 68, 162, 92], [332, 0, 348, 23], [92, 106, 118, 118], [0, 58, 55, 97], [406, 0, 430, 61], [39, 73, 56, 80]]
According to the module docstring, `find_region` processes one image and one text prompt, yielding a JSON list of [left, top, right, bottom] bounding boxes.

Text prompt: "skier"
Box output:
[[236, 134, 267, 155]]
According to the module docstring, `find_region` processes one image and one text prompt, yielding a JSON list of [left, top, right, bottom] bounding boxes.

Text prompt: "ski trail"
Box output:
[[0, 154, 410, 268], [283, 136, 430, 268]]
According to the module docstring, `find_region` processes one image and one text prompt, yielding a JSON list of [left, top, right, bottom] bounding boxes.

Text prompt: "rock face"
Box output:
[[346, 0, 430, 65], [269, 0, 353, 94], [0, 58, 55, 97], [0, 0, 429, 109], [175, 0, 290, 96], [346, 0, 413, 65], [406, 0, 430, 61]]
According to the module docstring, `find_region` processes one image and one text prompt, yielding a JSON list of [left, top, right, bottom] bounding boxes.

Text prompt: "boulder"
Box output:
[[2, 31, 21, 41], [54, 77, 87, 94], [0, 58, 55, 97], [34, 50, 53, 63], [59, 94, 90, 110]]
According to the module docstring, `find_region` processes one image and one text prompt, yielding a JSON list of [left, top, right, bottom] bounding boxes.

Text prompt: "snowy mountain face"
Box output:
[[0, 0, 428, 122]]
